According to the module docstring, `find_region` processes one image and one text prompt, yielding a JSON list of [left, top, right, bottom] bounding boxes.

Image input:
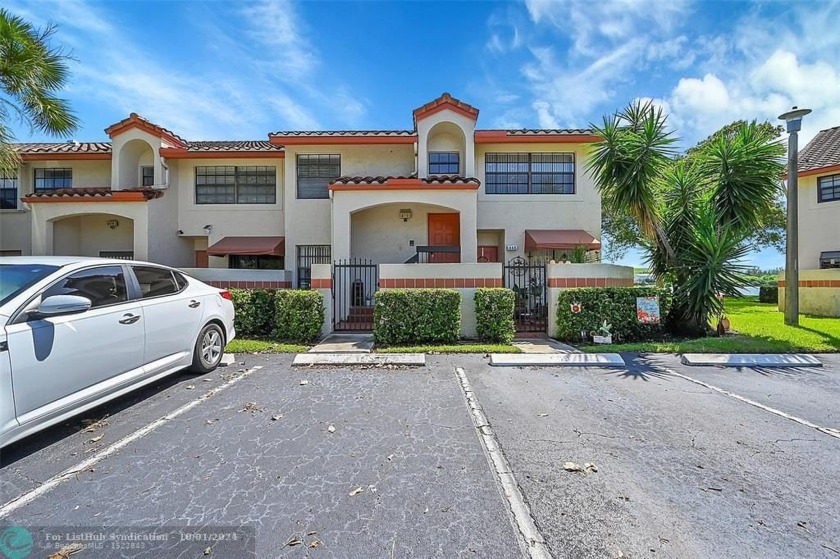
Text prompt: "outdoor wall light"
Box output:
[[203, 224, 213, 233], [106, 219, 119, 229], [399, 209, 412, 222]]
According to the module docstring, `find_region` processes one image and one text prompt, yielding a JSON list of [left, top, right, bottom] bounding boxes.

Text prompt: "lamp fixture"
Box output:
[[106, 219, 119, 229], [399, 209, 412, 222], [203, 224, 213, 233], [177, 229, 184, 235]]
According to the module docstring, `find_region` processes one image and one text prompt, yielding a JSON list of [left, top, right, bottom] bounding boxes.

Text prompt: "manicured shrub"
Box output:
[[374, 289, 461, 345], [758, 286, 778, 304], [475, 288, 515, 343], [555, 287, 672, 343], [230, 288, 276, 337], [273, 290, 324, 343]]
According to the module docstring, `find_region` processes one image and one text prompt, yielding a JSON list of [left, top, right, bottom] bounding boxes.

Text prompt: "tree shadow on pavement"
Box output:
[[603, 353, 674, 382]]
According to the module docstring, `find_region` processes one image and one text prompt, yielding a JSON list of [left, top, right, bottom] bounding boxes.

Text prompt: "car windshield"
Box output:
[[0, 264, 61, 306]]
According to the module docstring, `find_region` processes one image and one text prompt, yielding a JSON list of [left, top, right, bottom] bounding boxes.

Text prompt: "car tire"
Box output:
[[190, 323, 225, 373]]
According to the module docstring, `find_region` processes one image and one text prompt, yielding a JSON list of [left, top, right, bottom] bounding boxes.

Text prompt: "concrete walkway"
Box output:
[[512, 334, 579, 354], [308, 333, 374, 353]]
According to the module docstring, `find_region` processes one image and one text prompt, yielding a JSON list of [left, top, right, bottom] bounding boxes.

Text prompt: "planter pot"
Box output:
[[720, 317, 731, 332], [592, 334, 612, 344]]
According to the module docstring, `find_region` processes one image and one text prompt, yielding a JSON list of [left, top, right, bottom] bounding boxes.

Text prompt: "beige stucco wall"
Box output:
[[0, 211, 32, 254], [17, 160, 111, 193], [778, 269, 840, 317], [110, 128, 166, 188], [417, 110, 475, 178], [52, 214, 134, 257], [475, 142, 601, 262], [311, 263, 333, 337], [797, 174, 840, 270], [351, 202, 462, 263], [332, 189, 478, 263], [29, 202, 150, 260], [146, 194, 194, 267], [172, 158, 285, 240]]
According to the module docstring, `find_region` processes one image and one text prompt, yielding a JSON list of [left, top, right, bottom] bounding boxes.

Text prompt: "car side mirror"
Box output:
[[36, 295, 92, 317]]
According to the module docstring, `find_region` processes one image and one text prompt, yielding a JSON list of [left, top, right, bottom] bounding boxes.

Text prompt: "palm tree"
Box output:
[[588, 101, 785, 336], [0, 9, 77, 173]]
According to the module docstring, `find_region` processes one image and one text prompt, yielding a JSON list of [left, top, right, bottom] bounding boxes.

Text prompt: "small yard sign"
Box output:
[[636, 296, 660, 324]]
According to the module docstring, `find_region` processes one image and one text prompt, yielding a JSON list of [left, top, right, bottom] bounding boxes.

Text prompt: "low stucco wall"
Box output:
[[546, 263, 635, 338], [180, 268, 291, 289], [311, 263, 333, 338], [379, 263, 503, 338], [778, 269, 840, 317]]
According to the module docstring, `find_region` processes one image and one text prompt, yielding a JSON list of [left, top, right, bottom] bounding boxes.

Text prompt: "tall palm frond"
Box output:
[[699, 120, 785, 235], [0, 8, 77, 171]]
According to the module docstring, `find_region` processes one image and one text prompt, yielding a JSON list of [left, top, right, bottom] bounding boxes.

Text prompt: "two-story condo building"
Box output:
[[0, 93, 602, 289], [796, 125, 840, 270]]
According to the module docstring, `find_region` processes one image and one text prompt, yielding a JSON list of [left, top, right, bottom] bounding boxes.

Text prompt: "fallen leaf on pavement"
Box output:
[[327, 425, 336, 433], [307, 531, 317, 536], [89, 435, 104, 443], [563, 462, 585, 472], [538, 413, 549, 417], [308, 540, 321, 549], [241, 402, 262, 413], [186, 385, 195, 390], [271, 414, 283, 421], [387, 454, 395, 461], [203, 546, 212, 555], [300, 380, 309, 385], [284, 535, 303, 547], [349, 487, 364, 496], [81, 418, 109, 432], [47, 543, 84, 558], [584, 462, 598, 473]]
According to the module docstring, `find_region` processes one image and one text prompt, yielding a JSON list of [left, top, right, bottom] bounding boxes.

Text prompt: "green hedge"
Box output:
[[230, 289, 276, 337], [475, 288, 515, 343], [374, 289, 461, 345], [273, 290, 324, 343], [555, 287, 671, 343], [758, 286, 778, 304]]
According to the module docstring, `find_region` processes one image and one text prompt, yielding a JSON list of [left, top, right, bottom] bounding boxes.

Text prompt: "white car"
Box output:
[[0, 257, 235, 448]]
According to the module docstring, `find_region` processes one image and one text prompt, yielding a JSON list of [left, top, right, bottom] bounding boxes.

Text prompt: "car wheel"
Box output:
[[190, 323, 225, 373]]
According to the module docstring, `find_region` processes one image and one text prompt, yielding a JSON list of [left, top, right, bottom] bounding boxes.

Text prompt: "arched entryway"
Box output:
[[117, 138, 155, 188], [52, 213, 135, 259]]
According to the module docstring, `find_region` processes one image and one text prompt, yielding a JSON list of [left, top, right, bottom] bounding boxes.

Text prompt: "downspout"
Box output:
[[157, 155, 170, 190]]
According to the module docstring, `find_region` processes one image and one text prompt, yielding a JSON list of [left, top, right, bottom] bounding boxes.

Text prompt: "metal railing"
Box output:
[[409, 245, 461, 263]]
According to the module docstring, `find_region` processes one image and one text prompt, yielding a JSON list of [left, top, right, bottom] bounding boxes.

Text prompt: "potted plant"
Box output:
[[592, 320, 612, 344]]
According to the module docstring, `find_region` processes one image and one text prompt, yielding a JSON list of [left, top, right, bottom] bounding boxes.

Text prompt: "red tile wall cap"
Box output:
[[105, 113, 187, 148], [413, 92, 479, 123], [21, 187, 164, 203], [331, 175, 480, 186], [268, 130, 416, 146], [474, 129, 602, 143], [15, 142, 112, 155], [161, 141, 285, 159]]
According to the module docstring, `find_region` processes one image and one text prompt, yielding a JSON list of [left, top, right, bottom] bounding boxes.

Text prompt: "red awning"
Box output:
[[524, 230, 601, 252], [206, 236, 285, 256]]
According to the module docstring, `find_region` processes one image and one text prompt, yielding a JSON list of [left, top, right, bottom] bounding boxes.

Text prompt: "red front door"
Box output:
[[478, 245, 499, 263], [428, 213, 460, 263]]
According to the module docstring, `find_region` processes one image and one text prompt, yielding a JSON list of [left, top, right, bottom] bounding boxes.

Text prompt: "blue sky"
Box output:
[[7, 0, 840, 269]]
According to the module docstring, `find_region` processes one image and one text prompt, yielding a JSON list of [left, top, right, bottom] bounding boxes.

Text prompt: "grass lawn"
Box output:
[[584, 296, 840, 354], [377, 343, 521, 354], [226, 338, 308, 354]]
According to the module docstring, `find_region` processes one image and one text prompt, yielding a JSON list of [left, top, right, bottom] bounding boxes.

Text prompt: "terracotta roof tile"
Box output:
[[23, 187, 163, 200], [185, 141, 284, 152], [799, 126, 840, 173], [331, 175, 480, 186], [477, 128, 595, 135], [15, 142, 112, 154], [105, 113, 188, 147], [413, 93, 479, 121], [269, 130, 415, 138]]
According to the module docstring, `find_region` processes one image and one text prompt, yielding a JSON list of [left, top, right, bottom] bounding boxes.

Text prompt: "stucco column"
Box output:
[[311, 263, 333, 337], [133, 209, 149, 261], [30, 210, 52, 256], [458, 195, 478, 263], [331, 197, 351, 261]]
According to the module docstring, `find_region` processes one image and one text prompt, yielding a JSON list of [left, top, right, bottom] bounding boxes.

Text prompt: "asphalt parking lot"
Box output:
[[1, 353, 839, 558]]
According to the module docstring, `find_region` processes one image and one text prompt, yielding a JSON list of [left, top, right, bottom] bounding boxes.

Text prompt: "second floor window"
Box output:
[[1, 173, 17, 209], [141, 166, 154, 186], [485, 153, 575, 195], [34, 168, 72, 191], [195, 166, 276, 204], [297, 154, 340, 199], [818, 174, 840, 203], [429, 152, 460, 175]]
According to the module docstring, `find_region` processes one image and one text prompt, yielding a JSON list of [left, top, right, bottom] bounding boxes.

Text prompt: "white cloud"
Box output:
[[240, 0, 319, 79]]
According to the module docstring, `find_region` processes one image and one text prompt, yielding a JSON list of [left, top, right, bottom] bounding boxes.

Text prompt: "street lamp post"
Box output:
[[778, 106, 811, 326]]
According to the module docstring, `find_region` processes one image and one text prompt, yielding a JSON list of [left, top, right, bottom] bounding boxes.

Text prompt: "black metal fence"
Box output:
[[333, 259, 379, 331], [297, 245, 331, 289], [503, 257, 548, 332]]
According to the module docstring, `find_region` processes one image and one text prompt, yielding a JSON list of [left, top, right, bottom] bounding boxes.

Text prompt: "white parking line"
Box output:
[[0, 365, 263, 519], [664, 367, 840, 440], [454, 367, 552, 559]]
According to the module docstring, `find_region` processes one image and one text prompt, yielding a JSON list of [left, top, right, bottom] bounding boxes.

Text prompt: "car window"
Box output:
[[0, 264, 60, 305], [132, 266, 180, 298], [174, 271, 189, 290], [42, 266, 128, 308]]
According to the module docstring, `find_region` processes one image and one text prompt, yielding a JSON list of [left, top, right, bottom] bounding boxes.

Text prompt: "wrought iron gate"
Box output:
[[503, 257, 547, 332], [333, 259, 378, 331]]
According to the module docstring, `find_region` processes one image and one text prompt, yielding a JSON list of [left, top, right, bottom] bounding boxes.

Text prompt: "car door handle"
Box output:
[[188, 300, 201, 308], [119, 313, 141, 325]]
